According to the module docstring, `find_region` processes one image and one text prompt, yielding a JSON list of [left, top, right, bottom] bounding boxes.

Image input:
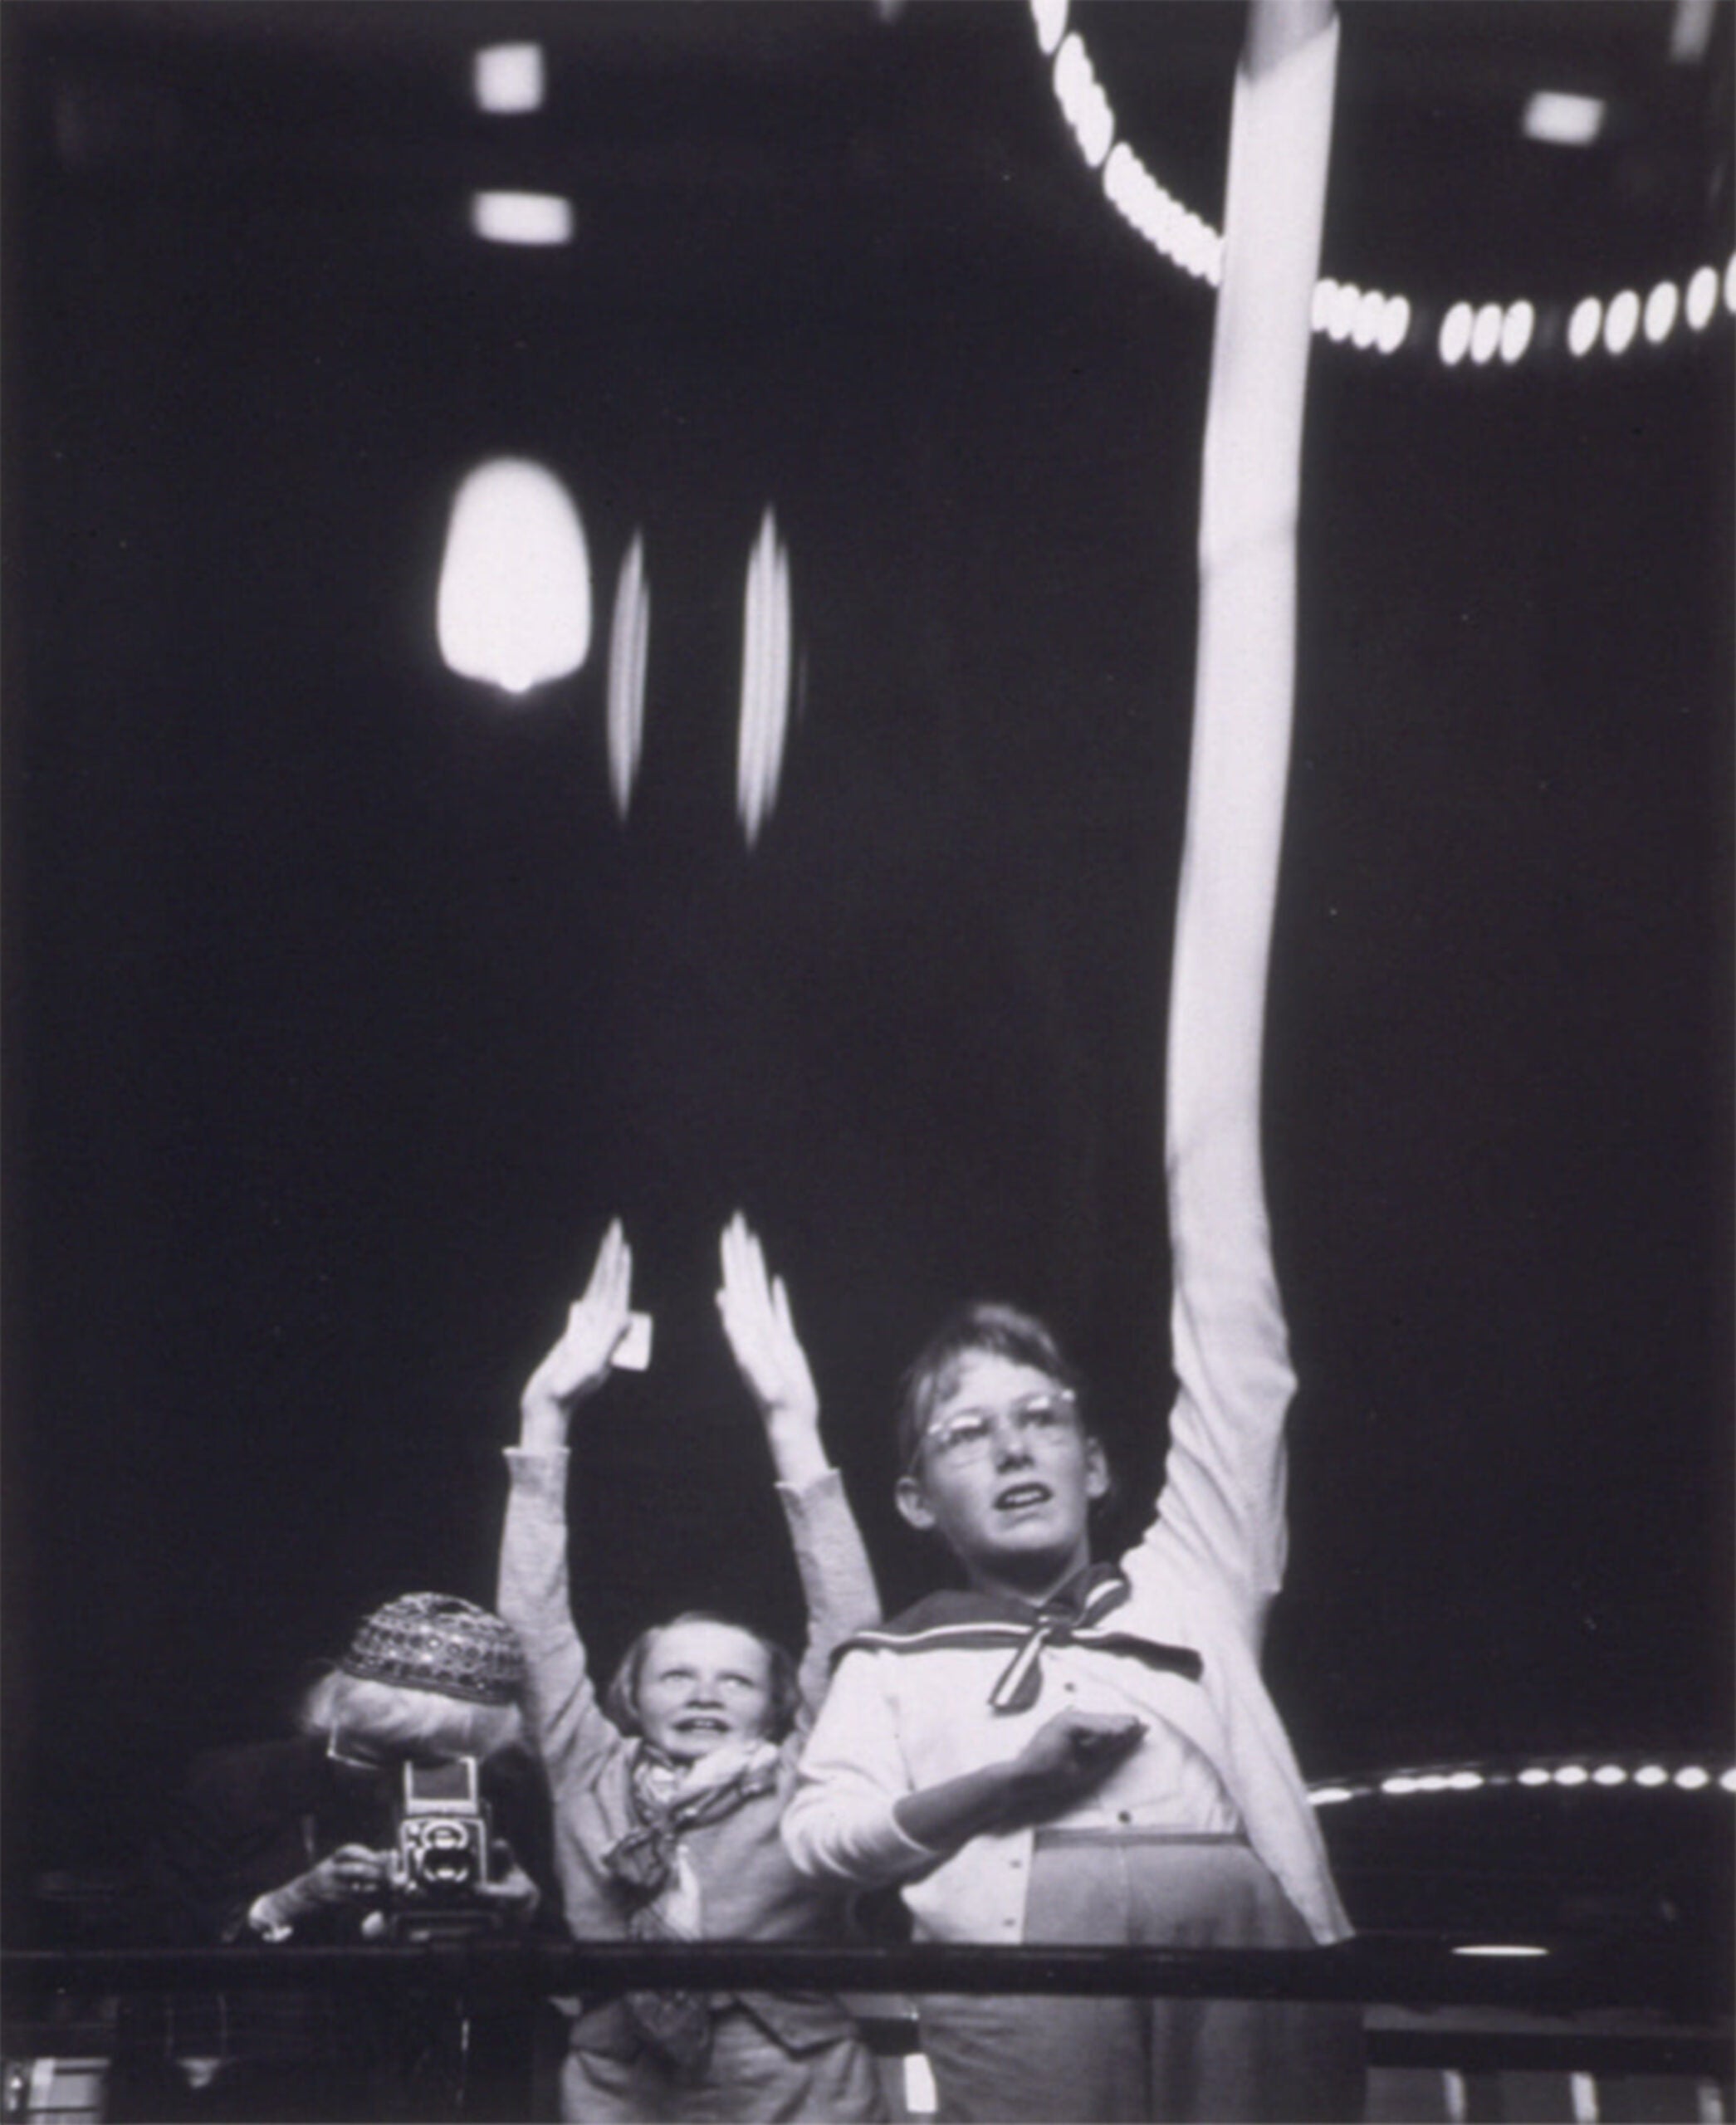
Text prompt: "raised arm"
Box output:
[[496, 1219, 636, 1788], [714, 1212, 880, 1729], [1141, 0, 1338, 1641]]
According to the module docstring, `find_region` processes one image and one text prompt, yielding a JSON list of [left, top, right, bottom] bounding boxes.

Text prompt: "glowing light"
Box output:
[[1570, 2074, 1599, 2125], [1635, 1765, 1669, 1787], [1567, 298, 1602, 356], [1523, 90, 1606, 147], [1518, 1767, 1553, 1787], [1720, 1769, 1736, 1793], [1454, 1943, 1550, 1957], [1645, 281, 1680, 343], [1377, 296, 1411, 355], [1030, 0, 1068, 59], [1686, 266, 1719, 329], [606, 534, 650, 822], [1592, 1766, 1628, 1786], [1448, 1771, 1484, 1791], [1725, 253, 1736, 313], [1470, 303, 1503, 365], [1500, 301, 1535, 364], [1439, 304, 1473, 366], [470, 191, 574, 247], [1604, 289, 1641, 354], [1554, 1765, 1589, 1786], [1309, 1786, 1355, 1806], [1416, 1773, 1450, 1793], [1381, 1775, 1420, 1795], [473, 43, 545, 114], [736, 510, 794, 849], [436, 459, 591, 696], [1675, 1766, 1709, 1790], [1353, 289, 1385, 349], [1054, 35, 1113, 169], [1328, 282, 1359, 344]]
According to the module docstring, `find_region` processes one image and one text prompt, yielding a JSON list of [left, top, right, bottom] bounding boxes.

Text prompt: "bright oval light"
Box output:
[[1686, 266, 1719, 329], [1554, 1765, 1590, 1786], [1720, 1769, 1736, 1793], [1416, 1773, 1450, 1793], [1076, 79, 1114, 168], [1031, 0, 1068, 57], [1310, 1786, 1356, 1806], [1470, 302, 1503, 364], [1605, 289, 1641, 354], [1353, 289, 1385, 349], [1381, 1775, 1419, 1796], [436, 459, 592, 696], [1439, 303, 1474, 365], [1567, 296, 1602, 356], [471, 191, 574, 247], [1675, 1766, 1710, 1790], [1518, 1767, 1553, 1787], [1592, 1766, 1628, 1786], [1635, 1765, 1669, 1787], [1328, 281, 1360, 343], [1644, 281, 1679, 343], [1448, 1771, 1484, 1791], [1454, 1944, 1551, 1958], [1724, 253, 1736, 313], [1500, 301, 1535, 364], [1377, 294, 1411, 354]]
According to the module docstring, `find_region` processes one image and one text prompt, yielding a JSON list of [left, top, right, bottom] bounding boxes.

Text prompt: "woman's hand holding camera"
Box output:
[[520, 1219, 635, 1452], [251, 1844, 392, 1934]]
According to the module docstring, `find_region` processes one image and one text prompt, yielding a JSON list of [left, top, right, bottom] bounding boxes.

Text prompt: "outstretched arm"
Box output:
[[1141, 0, 1338, 1642], [497, 1220, 636, 1787], [715, 1212, 880, 1730]]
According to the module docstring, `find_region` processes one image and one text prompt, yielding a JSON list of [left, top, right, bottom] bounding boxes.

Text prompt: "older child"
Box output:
[[782, 8, 1360, 2115], [497, 1213, 887, 2125]]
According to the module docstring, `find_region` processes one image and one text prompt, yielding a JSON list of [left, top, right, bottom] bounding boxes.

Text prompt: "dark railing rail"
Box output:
[[1, 1937, 1726, 2020]]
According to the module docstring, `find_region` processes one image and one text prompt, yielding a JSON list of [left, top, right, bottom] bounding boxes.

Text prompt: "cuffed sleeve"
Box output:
[[496, 1447, 620, 1789], [775, 1467, 882, 1736], [782, 1653, 934, 1888]]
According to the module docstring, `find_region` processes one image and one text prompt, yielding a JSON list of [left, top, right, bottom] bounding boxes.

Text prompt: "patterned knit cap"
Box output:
[[340, 1593, 527, 1707]]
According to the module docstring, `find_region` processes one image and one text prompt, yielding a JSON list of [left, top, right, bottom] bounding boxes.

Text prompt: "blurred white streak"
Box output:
[[474, 44, 545, 115], [1670, 0, 1718, 64], [607, 535, 650, 819], [736, 511, 794, 848], [471, 191, 573, 246], [1522, 90, 1605, 147], [437, 459, 591, 696]]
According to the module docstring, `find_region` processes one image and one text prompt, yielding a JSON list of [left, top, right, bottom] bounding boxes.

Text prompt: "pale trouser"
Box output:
[[561, 2005, 888, 2124], [917, 1832, 1365, 2125]]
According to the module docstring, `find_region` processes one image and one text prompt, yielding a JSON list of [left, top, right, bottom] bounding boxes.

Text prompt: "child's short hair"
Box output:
[[603, 1611, 804, 1744], [896, 1301, 1087, 1473]]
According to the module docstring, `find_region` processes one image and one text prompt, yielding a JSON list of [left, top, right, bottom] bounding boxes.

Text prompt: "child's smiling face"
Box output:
[[895, 1350, 1108, 1600], [634, 1619, 777, 1765]]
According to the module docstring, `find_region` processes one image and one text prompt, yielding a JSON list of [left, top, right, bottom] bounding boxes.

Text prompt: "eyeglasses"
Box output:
[[914, 1390, 1081, 1471]]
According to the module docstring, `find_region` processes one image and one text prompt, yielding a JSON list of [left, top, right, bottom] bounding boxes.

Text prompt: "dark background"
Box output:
[[3, 1, 1731, 1928]]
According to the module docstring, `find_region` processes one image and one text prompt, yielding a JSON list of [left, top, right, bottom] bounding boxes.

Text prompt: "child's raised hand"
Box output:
[[716, 1213, 827, 1486], [519, 1219, 634, 1449]]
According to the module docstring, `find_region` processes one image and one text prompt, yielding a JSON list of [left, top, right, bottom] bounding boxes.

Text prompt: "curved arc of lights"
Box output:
[[1029, 0, 1734, 374], [1307, 1751, 1735, 1806]]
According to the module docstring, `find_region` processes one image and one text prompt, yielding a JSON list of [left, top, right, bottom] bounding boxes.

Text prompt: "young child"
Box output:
[[496, 1212, 888, 2125], [781, 11, 1360, 2115]]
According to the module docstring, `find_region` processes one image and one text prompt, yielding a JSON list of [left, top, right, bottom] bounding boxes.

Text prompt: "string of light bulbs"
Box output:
[[1031, 0, 1736, 371]]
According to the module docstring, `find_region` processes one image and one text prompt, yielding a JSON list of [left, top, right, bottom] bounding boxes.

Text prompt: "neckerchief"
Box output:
[[835, 1564, 1204, 1713], [600, 1739, 780, 2075]]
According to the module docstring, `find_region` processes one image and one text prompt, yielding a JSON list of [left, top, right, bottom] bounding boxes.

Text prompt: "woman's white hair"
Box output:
[[299, 1670, 523, 1761]]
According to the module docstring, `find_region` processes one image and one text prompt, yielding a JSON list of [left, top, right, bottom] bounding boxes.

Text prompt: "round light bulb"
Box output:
[[1686, 266, 1719, 330], [1500, 301, 1535, 364], [1605, 290, 1641, 354], [1439, 303, 1474, 365], [1377, 295, 1411, 355], [1567, 297, 1602, 357], [1644, 281, 1679, 344]]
